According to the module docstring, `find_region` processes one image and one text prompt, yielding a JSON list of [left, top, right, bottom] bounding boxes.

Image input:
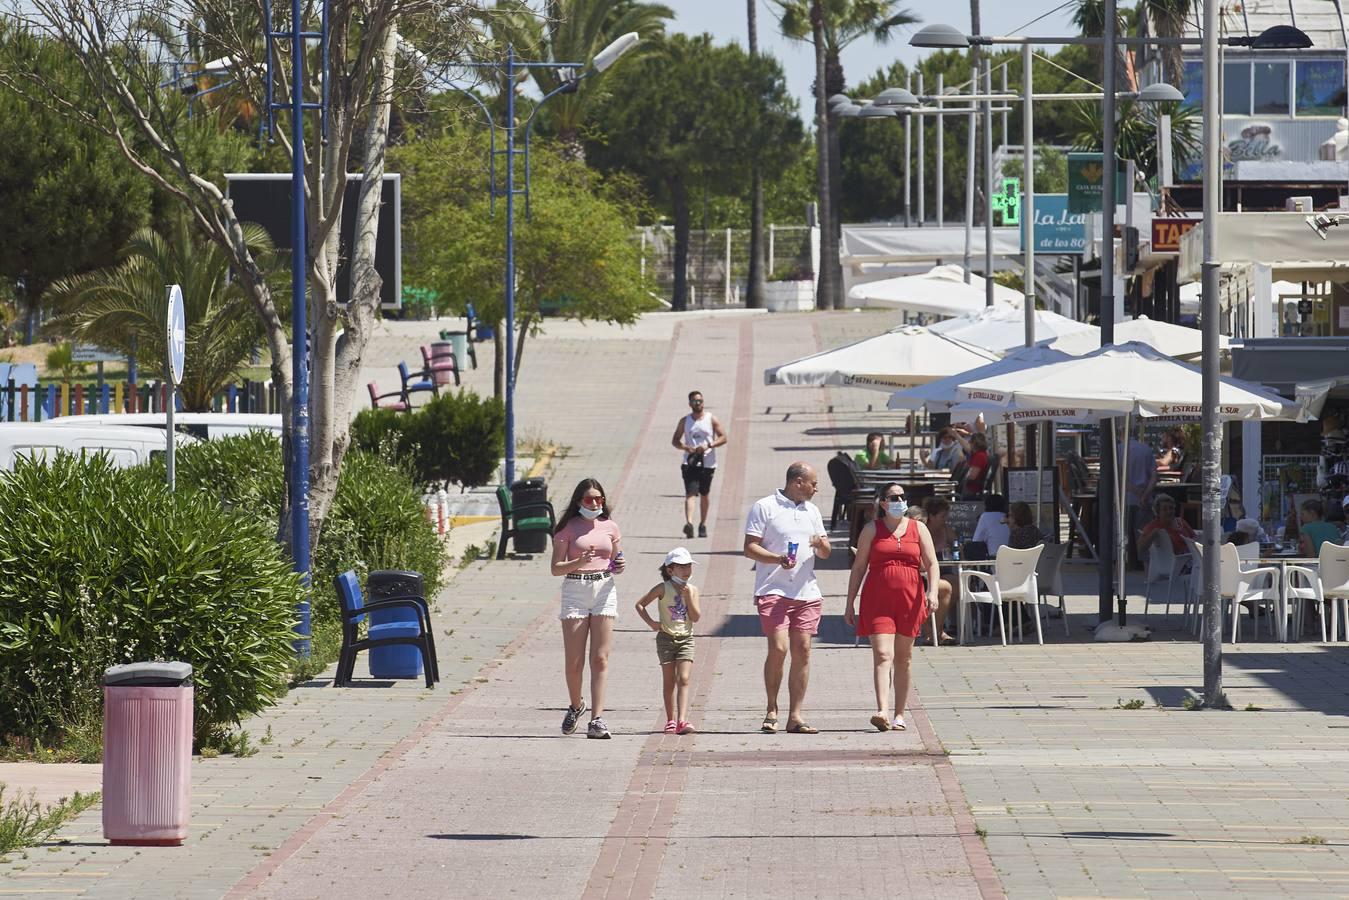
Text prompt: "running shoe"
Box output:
[[697, 524, 707, 538], [676, 721, 696, 735], [587, 717, 612, 739], [562, 700, 587, 735], [683, 523, 694, 539]]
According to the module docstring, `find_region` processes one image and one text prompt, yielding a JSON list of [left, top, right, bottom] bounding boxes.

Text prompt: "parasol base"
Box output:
[[1094, 620, 1151, 642]]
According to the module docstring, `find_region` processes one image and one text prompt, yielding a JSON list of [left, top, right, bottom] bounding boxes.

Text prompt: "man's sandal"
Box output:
[[785, 721, 819, 734], [761, 713, 779, 734]]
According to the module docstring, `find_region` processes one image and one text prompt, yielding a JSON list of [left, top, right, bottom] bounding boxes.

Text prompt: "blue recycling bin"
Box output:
[[366, 570, 427, 679]]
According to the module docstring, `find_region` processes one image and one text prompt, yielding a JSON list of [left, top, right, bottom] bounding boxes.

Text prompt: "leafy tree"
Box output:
[[0, 23, 152, 340], [392, 128, 653, 394], [773, 0, 918, 307], [588, 34, 802, 310], [480, 0, 671, 157], [46, 216, 277, 410], [1069, 99, 1201, 180]]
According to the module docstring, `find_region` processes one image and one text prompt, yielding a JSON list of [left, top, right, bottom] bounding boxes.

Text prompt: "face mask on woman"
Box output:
[[578, 505, 603, 520], [886, 500, 908, 518]]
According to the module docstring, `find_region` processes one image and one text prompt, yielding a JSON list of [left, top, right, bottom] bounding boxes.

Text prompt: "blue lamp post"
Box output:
[[412, 34, 639, 486]]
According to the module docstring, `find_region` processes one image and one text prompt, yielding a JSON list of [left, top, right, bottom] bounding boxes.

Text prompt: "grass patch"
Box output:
[[1115, 698, 1145, 710], [458, 542, 495, 568], [0, 784, 100, 859], [1287, 834, 1328, 845], [1245, 703, 1263, 712]]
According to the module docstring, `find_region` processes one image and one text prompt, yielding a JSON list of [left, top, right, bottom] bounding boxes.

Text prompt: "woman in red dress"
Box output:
[[844, 483, 941, 732]]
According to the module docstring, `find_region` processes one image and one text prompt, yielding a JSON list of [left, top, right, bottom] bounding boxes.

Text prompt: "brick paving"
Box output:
[[11, 309, 1349, 899]]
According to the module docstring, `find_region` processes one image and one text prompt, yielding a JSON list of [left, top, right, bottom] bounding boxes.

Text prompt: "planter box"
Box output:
[[764, 280, 815, 312]]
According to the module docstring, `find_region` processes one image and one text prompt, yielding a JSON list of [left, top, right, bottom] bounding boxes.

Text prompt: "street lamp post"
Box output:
[[421, 35, 639, 489]]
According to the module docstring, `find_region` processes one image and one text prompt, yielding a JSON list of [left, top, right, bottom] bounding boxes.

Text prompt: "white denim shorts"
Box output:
[[559, 574, 618, 619]]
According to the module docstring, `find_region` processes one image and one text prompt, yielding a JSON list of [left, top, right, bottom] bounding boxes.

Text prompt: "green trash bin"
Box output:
[[442, 331, 468, 368]]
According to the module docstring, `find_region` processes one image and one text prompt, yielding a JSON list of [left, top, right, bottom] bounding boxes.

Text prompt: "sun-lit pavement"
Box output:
[[7, 309, 1349, 899]]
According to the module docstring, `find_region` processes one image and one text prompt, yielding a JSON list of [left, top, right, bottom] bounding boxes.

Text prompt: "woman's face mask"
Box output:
[[578, 505, 603, 520], [886, 500, 908, 518]]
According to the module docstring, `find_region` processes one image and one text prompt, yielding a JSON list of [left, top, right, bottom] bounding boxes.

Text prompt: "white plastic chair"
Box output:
[[1186, 541, 1282, 642], [960, 545, 1044, 646], [1284, 542, 1349, 643], [1035, 542, 1070, 637], [1143, 533, 1191, 622]]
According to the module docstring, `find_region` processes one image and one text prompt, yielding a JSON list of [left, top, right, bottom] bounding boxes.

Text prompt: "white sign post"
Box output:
[[166, 285, 185, 490]]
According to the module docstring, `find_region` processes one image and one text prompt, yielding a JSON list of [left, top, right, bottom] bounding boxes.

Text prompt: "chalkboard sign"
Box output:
[[1004, 466, 1061, 541], [947, 500, 985, 540]]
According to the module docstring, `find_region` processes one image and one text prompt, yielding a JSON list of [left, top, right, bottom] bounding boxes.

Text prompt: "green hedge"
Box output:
[[0, 453, 302, 745], [351, 389, 504, 489]]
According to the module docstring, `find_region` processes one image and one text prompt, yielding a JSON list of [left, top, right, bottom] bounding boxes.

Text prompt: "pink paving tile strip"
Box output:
[[582, 320, 754, 900], [226, 326, 689, 900]]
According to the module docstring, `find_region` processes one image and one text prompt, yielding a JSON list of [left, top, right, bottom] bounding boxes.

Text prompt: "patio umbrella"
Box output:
[[952, 341, 1301, 637], [1050, 316, 1229, 359], [763, 325, 999, 392], [847, 265, 1023, 316], [929, 303, 1098, 353], [886, 344, 1077, 412]]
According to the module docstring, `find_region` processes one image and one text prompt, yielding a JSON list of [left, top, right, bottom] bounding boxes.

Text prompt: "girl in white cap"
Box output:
[[635, 548, 702, 735]]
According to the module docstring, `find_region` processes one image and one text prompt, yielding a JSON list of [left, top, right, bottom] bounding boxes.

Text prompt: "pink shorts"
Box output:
[[755, 595, 823, 635]]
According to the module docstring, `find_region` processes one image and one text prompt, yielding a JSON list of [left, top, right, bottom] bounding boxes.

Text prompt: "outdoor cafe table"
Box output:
[[1255, 554, 1319, 642]]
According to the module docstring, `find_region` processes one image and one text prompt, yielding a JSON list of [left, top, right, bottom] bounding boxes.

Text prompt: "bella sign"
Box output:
[[1151, 217, 1199, 254]]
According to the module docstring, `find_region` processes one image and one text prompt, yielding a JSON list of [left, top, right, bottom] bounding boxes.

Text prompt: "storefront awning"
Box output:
[[1179, 213, 1349, 283], [1231, 338, 1349, 393]]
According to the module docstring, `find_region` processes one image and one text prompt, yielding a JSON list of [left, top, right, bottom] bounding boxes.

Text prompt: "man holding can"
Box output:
[[743, 461, 832, 735]]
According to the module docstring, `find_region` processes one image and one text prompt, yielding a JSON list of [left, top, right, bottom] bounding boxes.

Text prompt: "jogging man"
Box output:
[[671, 390, 727, 539]]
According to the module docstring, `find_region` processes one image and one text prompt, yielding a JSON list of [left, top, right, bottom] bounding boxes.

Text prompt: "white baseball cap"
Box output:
[[663, 547, 697, 566], [1235, 518, 1261, 536]]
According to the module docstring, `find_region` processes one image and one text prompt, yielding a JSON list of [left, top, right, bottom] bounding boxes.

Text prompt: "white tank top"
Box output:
[[682, 413, 717, 469]]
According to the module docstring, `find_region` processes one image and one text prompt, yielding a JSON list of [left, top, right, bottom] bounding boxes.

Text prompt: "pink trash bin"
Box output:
[[102, 662, 193, 847]]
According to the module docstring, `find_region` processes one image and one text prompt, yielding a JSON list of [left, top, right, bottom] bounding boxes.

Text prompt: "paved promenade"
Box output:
[[6, 310, 1349, 899]]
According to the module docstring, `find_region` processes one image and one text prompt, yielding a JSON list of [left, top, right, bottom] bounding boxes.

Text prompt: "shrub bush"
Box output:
[[0, 453, 302, 746], [351, 389, 504, 489]]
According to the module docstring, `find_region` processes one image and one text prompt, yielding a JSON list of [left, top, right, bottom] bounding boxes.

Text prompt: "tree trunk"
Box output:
[[672, 178, 691, 311], [493, 324, 505, 400], [810, 0, 837, 311], [746, 0, 766, 309], [824, 48, 845, 309], [513, 312, 531, 383]]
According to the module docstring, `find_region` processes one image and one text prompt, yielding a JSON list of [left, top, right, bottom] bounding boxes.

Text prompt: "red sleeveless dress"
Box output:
[[858, 518, 927, 638]]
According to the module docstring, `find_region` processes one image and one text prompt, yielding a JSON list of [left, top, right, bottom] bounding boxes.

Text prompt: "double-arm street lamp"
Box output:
[[414, 35, 639, 487]]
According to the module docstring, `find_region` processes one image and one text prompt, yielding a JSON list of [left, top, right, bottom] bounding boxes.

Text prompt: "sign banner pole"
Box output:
[[165, 284, 185, 491]]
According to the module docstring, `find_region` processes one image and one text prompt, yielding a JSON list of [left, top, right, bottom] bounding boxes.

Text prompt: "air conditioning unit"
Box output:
[[1286, 196, 1315, 213]]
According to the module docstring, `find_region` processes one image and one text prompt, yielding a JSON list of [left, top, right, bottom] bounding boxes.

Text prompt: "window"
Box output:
[[1223, 62, 1251, 114], [1252, 61, 1290, 115], [1181, 60, 1203, 108], [1296, 60, 1346, 116]]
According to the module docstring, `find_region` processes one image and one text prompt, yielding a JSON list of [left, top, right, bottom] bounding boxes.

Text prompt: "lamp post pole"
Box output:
[[917, 71, 925, 226], [904, 72, 913, 227], [964, 79, 976, 283], [503, 47, 519, 487], [1022, 43, 1035, 347], [1097, 0, 1118, 627], [288, 0, 312, 655], [936, 72, 944, 227], [1200, 0, 1223, 705], [983, 59, 994, 305]]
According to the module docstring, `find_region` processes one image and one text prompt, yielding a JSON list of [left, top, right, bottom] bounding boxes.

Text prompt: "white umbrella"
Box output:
[[763, 325, 999, 392], [887, 344, 1076, 411], [847, 264, 1023, 316], [929, 303, 1099, 353], [1050, 316, 1229, 359], [952, 341, 1300, 636]]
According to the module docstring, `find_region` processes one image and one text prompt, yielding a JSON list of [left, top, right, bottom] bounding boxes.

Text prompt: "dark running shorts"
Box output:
[[681, 464, 715, 496]]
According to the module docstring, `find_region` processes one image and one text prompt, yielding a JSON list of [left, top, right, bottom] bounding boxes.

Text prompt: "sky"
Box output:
[[666, 0, 1080, 114]]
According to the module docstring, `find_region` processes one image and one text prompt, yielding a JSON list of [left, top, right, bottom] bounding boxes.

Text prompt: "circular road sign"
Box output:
[[167, 284, 185, 385]]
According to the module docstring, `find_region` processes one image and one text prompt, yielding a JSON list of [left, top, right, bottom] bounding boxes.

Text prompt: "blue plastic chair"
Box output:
[[397, 361, 438, 402], [333, 571, 439, 688]]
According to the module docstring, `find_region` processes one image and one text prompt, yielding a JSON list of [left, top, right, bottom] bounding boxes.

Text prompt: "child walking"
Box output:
[[635, 548, 702, 735]]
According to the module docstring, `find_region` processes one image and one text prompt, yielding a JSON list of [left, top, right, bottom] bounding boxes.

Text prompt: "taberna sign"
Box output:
[[1150, 217, 1200, 255], [1019, 194, 1087, 255]]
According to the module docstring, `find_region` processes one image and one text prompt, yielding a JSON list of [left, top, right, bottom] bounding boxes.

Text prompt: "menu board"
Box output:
[[947, 500, 985, 541]]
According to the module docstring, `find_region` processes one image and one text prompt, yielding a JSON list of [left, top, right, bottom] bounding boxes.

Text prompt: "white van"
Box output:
[[36, 412, 281, 442], [0, 424, 196, 470]]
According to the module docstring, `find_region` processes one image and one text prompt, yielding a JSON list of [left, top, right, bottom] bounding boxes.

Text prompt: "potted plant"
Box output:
[[763, 262, 815, 312]]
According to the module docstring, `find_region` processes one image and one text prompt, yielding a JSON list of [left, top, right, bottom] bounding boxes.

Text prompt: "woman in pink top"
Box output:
[[551, 478, 625, 739]]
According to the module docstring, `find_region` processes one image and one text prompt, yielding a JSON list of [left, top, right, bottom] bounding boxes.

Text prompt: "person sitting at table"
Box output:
[[1007, 502, 1041, 550], [972, 494, 1011, 555], [922, 427, 965, 471], [919, 497, 957, 646], [854, 432, 892, 470], [1298, 498, 1342, 556], [1327, 499, 1348, 542], [1138, 494, 1196, 558], [962, 433, 990, 499], [1156, 426, 1186, 472]]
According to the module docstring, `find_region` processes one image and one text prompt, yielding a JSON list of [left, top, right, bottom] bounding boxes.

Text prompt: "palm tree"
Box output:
[[45, 217, 277, 411], [1142, 0, 1199, 87], [775, 0, 919, 307], [1069, 98, 1201, 180], [485, 0, 672, 158], [1072, 0, 1131, 88]]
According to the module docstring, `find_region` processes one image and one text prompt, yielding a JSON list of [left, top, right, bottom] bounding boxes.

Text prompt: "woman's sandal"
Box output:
[[869, 714, 891, 732], [785, 721, 819, 734], [663, 720, 678, 734], [761, 713, 779, 734]]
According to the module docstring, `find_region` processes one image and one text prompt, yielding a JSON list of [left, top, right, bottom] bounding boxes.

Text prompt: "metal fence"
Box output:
[[0, 379, 280, 421], [638, 224, 813, 308]]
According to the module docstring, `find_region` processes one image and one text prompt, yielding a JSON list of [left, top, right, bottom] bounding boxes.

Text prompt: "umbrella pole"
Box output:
[[1117, 413, 1131, 626], [1036, 421, 1044, 535]]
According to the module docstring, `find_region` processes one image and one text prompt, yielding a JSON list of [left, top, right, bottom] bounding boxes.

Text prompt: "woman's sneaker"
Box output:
[[587, 717, 612, 739], [562, 700, 588, 735]]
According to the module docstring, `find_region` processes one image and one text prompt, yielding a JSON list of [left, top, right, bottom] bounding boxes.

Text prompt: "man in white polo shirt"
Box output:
[[743, 461, 832, 735]]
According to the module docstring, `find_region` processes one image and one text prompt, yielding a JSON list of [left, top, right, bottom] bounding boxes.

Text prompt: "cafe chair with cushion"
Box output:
[[333, 571, 439, 688], [1035, 542, 1070, 636], [1283, 542, 1349, 643], [1143, 535, 1191, 622], [959, 544, 1044, 646]]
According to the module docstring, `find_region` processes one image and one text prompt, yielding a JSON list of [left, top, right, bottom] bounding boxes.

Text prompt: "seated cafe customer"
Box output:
[[1299, 498, 1342, 556], [1137, 494, 1195, 557], [1007, 501, 1041, 550], [923, 427, 965, 471], [855, 432, 892, 470], [972, 494, 1010, 555]]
